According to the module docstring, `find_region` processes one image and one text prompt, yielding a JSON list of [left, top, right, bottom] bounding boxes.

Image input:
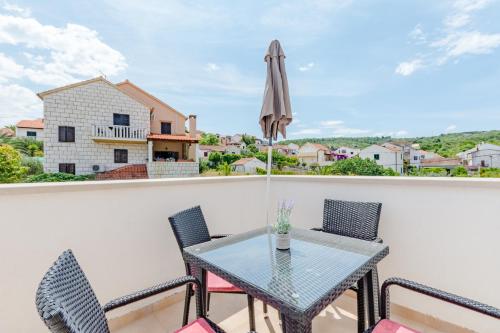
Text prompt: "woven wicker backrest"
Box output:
[[323, 199, 382, 241], [36, 250, 109, 333], [169, 206, 211, 250]]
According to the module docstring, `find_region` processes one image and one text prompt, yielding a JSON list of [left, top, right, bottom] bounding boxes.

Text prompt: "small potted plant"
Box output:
[[274, 200, 293, 250]]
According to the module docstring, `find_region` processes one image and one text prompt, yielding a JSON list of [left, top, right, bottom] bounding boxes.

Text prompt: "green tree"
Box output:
[[241, 134, 256, 145], [218, 162, 232, 176], [199, 133, 219, 145], [222, 153, 241, 165], [199, 159, 210, 173], [246, 144, 258, 154], [208, 151, 222, 168], [329, 157, 396, 176], [0, 145, 28, 183]]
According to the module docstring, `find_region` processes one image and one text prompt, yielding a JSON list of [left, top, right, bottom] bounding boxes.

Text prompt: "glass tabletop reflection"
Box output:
[[184, 227, 388, 312]]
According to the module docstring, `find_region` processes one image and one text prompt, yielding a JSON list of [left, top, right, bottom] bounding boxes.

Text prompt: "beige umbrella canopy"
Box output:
[[259, 40, 293, 141], [259, 40, 293, 230]]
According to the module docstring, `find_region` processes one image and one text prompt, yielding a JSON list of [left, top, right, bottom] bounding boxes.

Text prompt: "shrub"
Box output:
[[480, 168, 500, 178], [21, 156, 44, 175], [218, 162, 231, 176], [451, 166, 468, 177], [208, 151, 222, 168], [0, 145, 28, 183], [26, 173, 93, 183], [199, 159, 210, 173]]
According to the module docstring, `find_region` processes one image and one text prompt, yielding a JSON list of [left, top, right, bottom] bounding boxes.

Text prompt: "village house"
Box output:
[[231, 157, 266, 173], [15, 119, 44, 140], [37, 77, 199, 178], [457, 143, 500, 169], [297, 143, 331, 165], [359, 144, 404, 174], [273, 143, 299, 156], [410, 149, 442, 168], [333, 146, 360, 159], [198, 145, 226, 159]]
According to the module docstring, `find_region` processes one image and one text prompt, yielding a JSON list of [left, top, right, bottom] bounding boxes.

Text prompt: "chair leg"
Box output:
[[372, 266, 380, 320], [357, 278, 366, 333], [247, 294, 256, 332], [183, 287, 192, 326], [207, 292, 211, 314], [263, 302, 268, 317]]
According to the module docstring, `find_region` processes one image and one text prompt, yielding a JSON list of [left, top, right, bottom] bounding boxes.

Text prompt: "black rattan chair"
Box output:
[[312, 199, 382, 333], [169, 205, 264, 331], [36, 250, 224, 333], [364, 277, 500, 332]]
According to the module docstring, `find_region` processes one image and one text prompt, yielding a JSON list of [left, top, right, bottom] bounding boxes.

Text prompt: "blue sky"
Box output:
[[1, 0, 500, 139]]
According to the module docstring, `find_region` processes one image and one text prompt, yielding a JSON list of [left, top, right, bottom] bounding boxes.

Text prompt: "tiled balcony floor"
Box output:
[[112, 292, 449, 333]]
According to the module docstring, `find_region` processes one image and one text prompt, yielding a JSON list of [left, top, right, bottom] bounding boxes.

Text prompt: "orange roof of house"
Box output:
[[308, 143, 329, 151], [421, 157, 461, 167], [16, 119, 44, 129], [199, 145, 226, 151], [147, 134, 199, 143]]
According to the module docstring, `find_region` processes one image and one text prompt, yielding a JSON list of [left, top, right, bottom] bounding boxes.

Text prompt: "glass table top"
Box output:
[[184, 227, 388, 312]]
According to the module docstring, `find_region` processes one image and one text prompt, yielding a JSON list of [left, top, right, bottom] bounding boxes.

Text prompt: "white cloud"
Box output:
[[395, 59, 423, 76], [205, 63, 220, 72], [298, 62, 315, 72], [397, 0, 499, 75], [2, 1, 30, 17], [0, 13, 127, 86], [320, 120, 344, 127], [290, 128, 322, 136], [373, 130, 408, 137], [319, 119, 370, 137], [0, 83, 42, 125], [445, 124, 457, 133], [0, 5, 127, 125]]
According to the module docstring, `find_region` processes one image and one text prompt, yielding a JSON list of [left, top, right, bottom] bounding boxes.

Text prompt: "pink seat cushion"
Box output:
[[207, 271, 242, 292], [175, 318, 215, 333], [372, 319, 421, 333]]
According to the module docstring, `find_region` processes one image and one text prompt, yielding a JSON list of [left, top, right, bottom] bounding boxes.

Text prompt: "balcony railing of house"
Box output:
[[1, 176, 499, 332], [92, 125, 147, 141]]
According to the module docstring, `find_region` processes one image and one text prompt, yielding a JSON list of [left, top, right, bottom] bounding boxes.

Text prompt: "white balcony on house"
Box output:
[[1, 176, 499, 333], [92, 124, 148, 143]]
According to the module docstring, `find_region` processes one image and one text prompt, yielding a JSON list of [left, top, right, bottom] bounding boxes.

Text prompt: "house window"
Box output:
[[413, 156, 418, 161], [113, 113, 130, 126], [59, 163, 75, 175], [114, 149, 128, 163], [374, 154, 380, 160], [161, 122, 172, 134], [58, 126, 75, 142], [204, 151, 208, 157], [27, 131, 37, 137]]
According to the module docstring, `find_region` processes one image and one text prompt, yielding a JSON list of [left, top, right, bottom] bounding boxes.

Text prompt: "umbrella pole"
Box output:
[[265, 137, 272, 230]]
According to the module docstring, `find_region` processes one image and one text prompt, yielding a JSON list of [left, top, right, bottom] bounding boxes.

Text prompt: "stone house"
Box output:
[[297, 143, 331, 165], [38, 77, 199, 178]]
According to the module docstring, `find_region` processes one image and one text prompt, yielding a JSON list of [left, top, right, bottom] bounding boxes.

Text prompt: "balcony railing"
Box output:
[[92, 125, 147, 142]]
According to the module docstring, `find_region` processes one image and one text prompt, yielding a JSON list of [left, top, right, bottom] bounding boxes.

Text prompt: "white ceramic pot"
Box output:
[[276, 232, 291, 250]]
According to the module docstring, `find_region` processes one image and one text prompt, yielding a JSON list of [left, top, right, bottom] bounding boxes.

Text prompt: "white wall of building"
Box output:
[[1, 176, 499, 332], [232, 158, 266, 173], [334, 146, 360, 158], [43, 80, 150, 174], [470, 144, 500, 168], [16, 127, 43, 140], [359, 145, 403, 174]]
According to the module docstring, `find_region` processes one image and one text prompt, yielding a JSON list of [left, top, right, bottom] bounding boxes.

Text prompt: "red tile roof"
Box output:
[[16, 119, 44, 129], [147, 134, 199, 143]]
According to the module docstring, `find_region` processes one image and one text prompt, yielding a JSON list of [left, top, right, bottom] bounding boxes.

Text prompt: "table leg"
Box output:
[[192, 265, 208, 317], [366, 270, 376, 327], [356, 277, 366, 333], [280, 313, 311, 333]]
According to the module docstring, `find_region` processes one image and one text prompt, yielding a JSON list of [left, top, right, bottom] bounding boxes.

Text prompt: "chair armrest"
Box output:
[[103, 275, 200, 313], [380, 277, 500, 320], [211, 234, 231, 239], [372, 237, 383, 243], [310, 227, 323, 232]]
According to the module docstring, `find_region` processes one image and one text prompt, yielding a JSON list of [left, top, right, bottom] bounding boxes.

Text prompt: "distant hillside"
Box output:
[[280, 130, 500, 158]]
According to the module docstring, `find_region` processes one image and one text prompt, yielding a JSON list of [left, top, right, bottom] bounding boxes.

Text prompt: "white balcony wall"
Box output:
[[0, 176, 499, 332]]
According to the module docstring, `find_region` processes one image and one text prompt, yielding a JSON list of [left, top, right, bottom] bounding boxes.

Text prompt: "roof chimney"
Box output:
[[188, 115, 197, 138]]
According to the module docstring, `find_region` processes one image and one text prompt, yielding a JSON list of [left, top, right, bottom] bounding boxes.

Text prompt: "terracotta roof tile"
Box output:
[[16, 119, 44, 129]]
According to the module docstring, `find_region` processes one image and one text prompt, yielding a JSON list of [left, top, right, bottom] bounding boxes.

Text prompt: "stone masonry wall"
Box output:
[[147, 162, 199, 178], [43, 80, 150, 175]]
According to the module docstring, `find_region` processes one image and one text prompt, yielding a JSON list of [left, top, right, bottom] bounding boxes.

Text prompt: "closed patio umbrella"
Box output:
[[259, 40, 293, 227]]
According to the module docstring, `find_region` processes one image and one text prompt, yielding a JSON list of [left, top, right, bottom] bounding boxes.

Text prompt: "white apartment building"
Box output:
[[15, 119, 44, 140], [38, 77, 199, 178], [359, 144, 404, 174]]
